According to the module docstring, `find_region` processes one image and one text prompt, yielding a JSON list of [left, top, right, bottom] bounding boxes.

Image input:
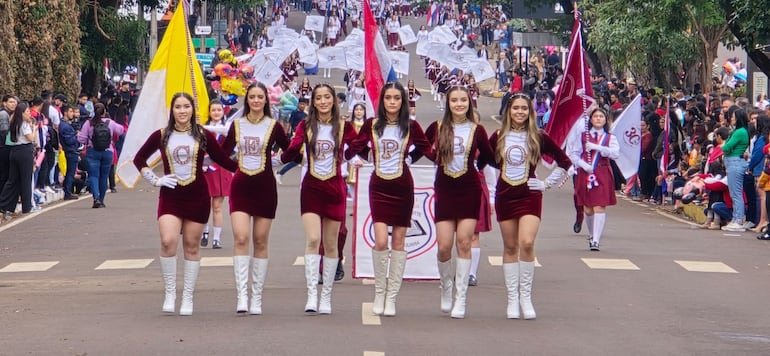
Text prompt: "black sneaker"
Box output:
[[92, 200, 100, 209], [63, 195, 78, 201], [200, 232, 209, 247], [334, 261, 344, 281], [212, 240, 221, 249], [573, 221, 582, 233]]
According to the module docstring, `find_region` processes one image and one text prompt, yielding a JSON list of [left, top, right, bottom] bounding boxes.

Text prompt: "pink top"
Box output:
[[77, 117, 125, 152]]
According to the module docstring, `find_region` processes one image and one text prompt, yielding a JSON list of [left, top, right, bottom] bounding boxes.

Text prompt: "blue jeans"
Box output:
[[711, 202, 733, 222], [724, 156, 747, 222], [63, 152, 79, 197], [497, 72, 508, 90], [86, 149, 113, 203]]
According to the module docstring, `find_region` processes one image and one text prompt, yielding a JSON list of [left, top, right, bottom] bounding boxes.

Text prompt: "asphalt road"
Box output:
[[1, 12, 769, 356]]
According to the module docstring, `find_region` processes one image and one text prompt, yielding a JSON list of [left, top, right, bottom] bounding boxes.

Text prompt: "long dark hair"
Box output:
[[306, 84, 341, 158], [92, 102, 108, 127], [732, 108, 749, 129], [438, 86, 474, 164], [160, 92, 207, 151], [9, 102, 29, 142], [374, 82, 410, 138], [242, 82, 272, 119], [588, 107, 612, 132]]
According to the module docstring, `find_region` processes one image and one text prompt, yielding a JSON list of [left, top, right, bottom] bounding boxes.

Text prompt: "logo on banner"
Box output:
[[624, 127, 640, 146], [361, 187, 436, 259]]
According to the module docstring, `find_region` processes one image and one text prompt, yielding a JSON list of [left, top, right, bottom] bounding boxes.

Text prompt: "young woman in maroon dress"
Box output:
[[567, 108, 620, 251], [407, 79, 421, 119], [201, 102, 232, 250], [133, 92, 237, 316], [424, 86, 495, 319], [488, 93, 571, 320], [278, 84, 359, 314], [219, 82, 290, 314], [346, 82, 434, 317]]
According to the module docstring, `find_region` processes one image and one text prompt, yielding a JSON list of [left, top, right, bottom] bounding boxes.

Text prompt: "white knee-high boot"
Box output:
[[159, 256, 177, 313], [304, 254, 321, 313], [179, 259, 200, 316], [502, 262, 520, 319], [371, 249, 390, 315], [318, 257, 339, 314], [384, 250, 407, 316], [451, 258, 471, 319], [233, 255, 250, 313], [249, 257, 269, 315], [437, 259, 454, 313], [519, 261, 536, 319]]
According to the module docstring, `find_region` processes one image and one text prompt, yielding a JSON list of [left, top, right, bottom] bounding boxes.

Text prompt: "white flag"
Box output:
[[415, 40, 429, 56], [398, 25, 417, 45], [297, 36, 316, 58], [610, 94, 643, 179], [267, 25, 284, 40], [277, 27, 300, 39], [469, 58, 495, 82], [304, 15, 325, 32], [249, 48, 283, 67], [254, 59, 284, 86], [317, 46, 348, 69], [428, 25, 457, 44], [345, 45, 365, 71], [389, 50, 410, 75]]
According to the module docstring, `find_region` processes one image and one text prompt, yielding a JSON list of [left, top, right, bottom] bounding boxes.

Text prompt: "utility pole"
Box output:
[[201, 0, 208, 53], [150, 6, 159, 61]]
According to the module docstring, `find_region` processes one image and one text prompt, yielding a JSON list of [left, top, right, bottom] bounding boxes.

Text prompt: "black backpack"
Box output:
[[91, 119, 112, 151]]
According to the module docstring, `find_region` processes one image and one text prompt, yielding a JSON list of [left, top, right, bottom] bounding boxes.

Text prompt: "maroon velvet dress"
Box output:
[[475, 168, 492, 233], [488, 130, 572, 221], [203, 129, 233, 197], [574, 132, 618, 208], [221, 117, 289, 219], [425, 121, 495, 222], [133, 129, 237, 224], [281, 120, 357, 221], [346, 118, 435, 227]]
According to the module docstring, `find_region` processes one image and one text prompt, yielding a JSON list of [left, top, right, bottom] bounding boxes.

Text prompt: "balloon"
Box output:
[[211, 81, 221, 90], [218, 49, 235, 65], [214, 63, 233, 77], [240, 65, 255, 80], [221, 78, 246, 96], [267, 86, 283, 105], [220, 93, 238, 106]]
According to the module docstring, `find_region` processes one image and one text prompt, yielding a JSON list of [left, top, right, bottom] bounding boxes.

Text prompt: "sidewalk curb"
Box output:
[[0, 198, 86, 234]]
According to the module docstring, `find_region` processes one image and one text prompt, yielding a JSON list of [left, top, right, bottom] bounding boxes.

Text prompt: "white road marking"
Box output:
[[0, 261, 60, 273], [200, 257, 233, 267], [361, 303, 382, 325], [581, 258, 640, 270], [293, 256, 305, 266], [95, 259, 154, 270], [675, 260, 738, 273]]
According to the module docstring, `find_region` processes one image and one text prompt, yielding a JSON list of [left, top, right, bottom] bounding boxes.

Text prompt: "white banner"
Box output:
[[317, 46, 348, 69], [353, 165, 439, 279], [428, 25, 457, 44], [415, 39, 429, 57], [266, 25, 284, 40], [389, 50, 410, 75], [469, 58, 495, 82], [398, 25, 417, 45], [304, 15, 325, 32], [610, 94, 643, 179], [345, 45, 365, 71], [296, 36, 316, 58], [253, 59, 284, 86]]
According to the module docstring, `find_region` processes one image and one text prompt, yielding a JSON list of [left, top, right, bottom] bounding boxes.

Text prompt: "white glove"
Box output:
[[271, 156, 283, 167], [545, 168, 567, 188], [527, 178, 547, 191], [567, 165, 576, 176], [156, 174, 179, 189], [350, 155, 367, 167], [405, 155, 413, 165], [585, 142, 610, 156], [577, 160, 594, 174]]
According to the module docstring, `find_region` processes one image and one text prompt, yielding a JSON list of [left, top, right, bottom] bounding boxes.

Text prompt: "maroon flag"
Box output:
[[544, 11, 594, 152]]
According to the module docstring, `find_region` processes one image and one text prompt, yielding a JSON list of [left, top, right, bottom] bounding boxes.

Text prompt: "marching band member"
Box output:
[[567, 107, 620, 251], [201, 102, 232, 250], [488, 93, 571, 319], [133, 92, 237, 316], [278, 84, 359, 314], [346, 82, 434, 316], [425, 86, 495, 319], [407, 79, 421, 119], [220, 82, 290, 314]]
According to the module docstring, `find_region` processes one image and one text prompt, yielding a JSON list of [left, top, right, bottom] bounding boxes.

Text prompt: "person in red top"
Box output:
[[425, 86, 495, 319], [133, 92, 237, 316], [278, 84, 359, 315], [639, 117, 657, 201], [509, 69, 524, 94], [219, 83, 290, 315], [609, 93, 623, 111], [488, 93, 572, 319], [346, 82, 434, 317]]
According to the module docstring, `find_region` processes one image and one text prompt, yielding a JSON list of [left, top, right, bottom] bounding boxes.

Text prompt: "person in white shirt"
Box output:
[[386, 13, 401, 48]]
